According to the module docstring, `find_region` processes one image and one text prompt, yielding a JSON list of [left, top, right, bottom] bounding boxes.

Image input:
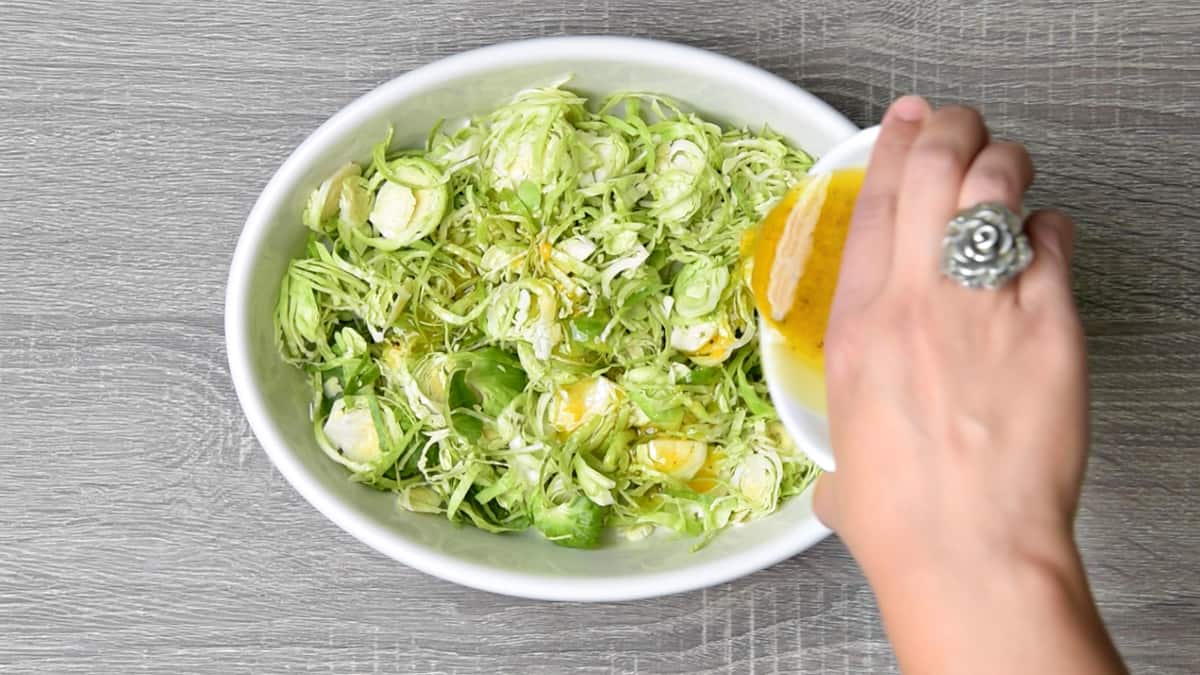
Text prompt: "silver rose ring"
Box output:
[[940, 202, 1034, 289]]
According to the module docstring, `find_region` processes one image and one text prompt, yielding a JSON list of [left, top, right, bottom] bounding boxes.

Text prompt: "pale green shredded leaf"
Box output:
[[275, 83, 820, 548]]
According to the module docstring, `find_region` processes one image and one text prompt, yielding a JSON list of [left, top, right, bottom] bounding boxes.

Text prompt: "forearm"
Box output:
[[867, 533, 1126, 675]]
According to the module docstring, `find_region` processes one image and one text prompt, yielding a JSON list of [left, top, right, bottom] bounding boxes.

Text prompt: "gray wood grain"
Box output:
[[2, 0, 1198, 672]]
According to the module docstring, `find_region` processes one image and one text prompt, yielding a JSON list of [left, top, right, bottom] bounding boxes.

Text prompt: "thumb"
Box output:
[[813, 471, 838, 531]]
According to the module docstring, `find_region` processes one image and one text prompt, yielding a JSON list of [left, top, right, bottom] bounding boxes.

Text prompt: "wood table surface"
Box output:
[[2, 1, 1197, 672]]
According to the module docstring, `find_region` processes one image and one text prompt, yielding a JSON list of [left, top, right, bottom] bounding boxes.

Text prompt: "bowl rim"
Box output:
[[225, 35, 856, 602]]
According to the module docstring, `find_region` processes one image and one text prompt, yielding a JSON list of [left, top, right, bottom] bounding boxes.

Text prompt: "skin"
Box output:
[[813, 96, 1128, 674]]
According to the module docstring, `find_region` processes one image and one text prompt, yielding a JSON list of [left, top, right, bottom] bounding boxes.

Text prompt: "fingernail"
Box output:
[[888, 95, 929, 123]]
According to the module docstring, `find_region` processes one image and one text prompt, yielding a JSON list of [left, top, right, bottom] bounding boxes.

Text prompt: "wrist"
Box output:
[[869, 528, 1086, 615], [861, 527, 1125, 674], [854, 504, 1082, 601], [867, 520, 1086, 615]]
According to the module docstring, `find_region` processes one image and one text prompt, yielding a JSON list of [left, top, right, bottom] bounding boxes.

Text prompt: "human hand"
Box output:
[[813, 96, 1124, 674]]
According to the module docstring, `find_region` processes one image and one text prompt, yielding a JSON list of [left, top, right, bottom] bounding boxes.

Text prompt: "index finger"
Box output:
[[832, 96, 930, 315]]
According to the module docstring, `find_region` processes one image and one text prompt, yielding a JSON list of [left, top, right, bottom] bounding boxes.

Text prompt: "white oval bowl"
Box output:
[[759, 125, 880, 472], [226, 36, 858, 601]]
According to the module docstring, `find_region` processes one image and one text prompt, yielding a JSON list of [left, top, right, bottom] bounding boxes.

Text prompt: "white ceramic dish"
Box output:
[[759, 126, 880, 472], [225, 36, 858, 601]]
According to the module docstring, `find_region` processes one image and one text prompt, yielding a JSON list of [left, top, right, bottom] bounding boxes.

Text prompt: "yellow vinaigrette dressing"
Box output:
[[748, 168, 866, 392]]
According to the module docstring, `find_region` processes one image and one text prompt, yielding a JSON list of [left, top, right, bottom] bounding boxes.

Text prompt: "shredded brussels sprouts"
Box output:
[[275, 83, 820, 548]]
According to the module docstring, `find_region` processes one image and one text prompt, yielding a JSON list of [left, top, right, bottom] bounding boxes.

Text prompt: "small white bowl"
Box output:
[[226, 36, 858, 601], [759, 126, 880, 472]]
